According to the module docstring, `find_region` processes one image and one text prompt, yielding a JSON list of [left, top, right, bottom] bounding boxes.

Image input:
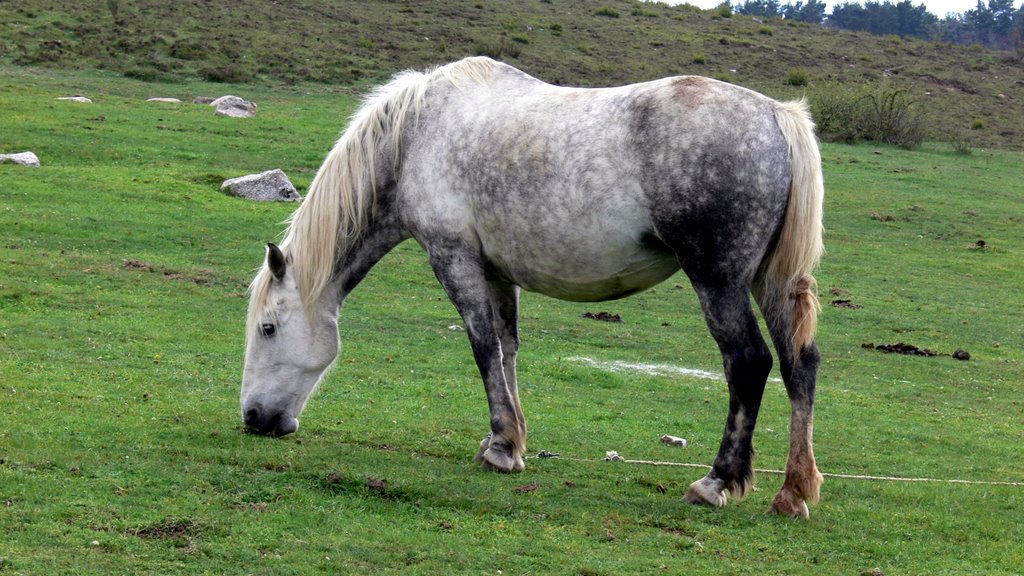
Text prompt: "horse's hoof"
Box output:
[[472, 433, 492, 463], [683, 477, 728, 507], [481, 445, 525, 473], [767, 490, 810, 519]]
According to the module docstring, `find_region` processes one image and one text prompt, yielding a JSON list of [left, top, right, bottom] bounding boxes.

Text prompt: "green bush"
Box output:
[[169, 39, 210, 61], [758, 25, 773, 35], [810, 83, 927, 149], [472, 36, 521, 59], [716, 2, 733, 18], [198, 64, 254, 83], [692, 52, 707, 64], [595, 6, 620, 17], [787, 68, 809, 86]]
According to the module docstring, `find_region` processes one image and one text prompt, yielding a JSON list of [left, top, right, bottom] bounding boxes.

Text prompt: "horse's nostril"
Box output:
[[243, 405, 296, 437], [244, 407, 261, 430]]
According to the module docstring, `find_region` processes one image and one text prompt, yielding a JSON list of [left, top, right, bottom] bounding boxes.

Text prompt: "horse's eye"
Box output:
[[260, 323, 276, 337]]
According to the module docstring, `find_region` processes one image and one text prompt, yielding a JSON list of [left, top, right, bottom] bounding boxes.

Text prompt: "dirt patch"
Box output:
[[513, 482, 539, 494], [366, 476, 388, 495], [862, 342, 939, 356], [163, 269, 213, 285], [124, 259, 213, 285], [870, 212, 896, 222], [921, 74, 978, 94], [660, 526, 696, 537], [123, 260, 155, 271], [127, 518, 200, 540], [968, 239, 987, 250], [831, 299, 863, 309], [582, 311, 622, 323]]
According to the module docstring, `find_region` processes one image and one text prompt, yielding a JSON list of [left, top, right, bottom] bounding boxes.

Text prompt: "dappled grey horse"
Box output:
[[241, 57, 825, 518]]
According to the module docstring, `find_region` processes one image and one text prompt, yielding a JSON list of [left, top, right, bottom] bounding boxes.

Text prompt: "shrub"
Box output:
[[169, 39, 209, 61], [971, 118, 984, 130], [595, 6, 619, 17], [199, 64, 254, 84], [758, 26, 773, 35], [787, 68, 809, 86], [716, 2, 733, 18], [692, 52, 707, 64], [810, 84, 927, 149], [123, 67, 160, 82], [549, 22, 563, 36], [953, 138, 973, 155], [472, 36, 521, 59]]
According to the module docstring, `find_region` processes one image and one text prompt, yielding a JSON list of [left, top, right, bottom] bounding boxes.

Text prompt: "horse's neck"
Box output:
[[335, 212, 406, 298]]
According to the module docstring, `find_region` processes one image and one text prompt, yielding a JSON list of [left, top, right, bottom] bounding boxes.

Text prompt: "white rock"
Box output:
[[146, 97, 182, 103], [221, 169, 300, 202], [0, 151, 40, 167], [56, 96, 92, 103], [660, 435, 688, 448], [211, 95, 257, 118], [604, 450, 623, 462]]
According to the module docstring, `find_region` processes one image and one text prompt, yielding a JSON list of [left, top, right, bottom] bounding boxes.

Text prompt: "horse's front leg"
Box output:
[[473, 279, 526, 466], [428, 243, 526, 472]]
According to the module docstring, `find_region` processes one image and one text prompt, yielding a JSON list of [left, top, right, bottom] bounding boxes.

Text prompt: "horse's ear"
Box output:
[[266, 243, 286, 281]]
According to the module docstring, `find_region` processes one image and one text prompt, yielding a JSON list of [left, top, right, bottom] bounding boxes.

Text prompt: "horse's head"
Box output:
[[241, 243, 340, 437]]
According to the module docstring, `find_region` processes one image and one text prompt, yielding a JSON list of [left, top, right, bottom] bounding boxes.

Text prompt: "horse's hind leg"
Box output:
[[683, 283, 773, 507], [427, 242, 526, 472], [758, 296, 823, 519]]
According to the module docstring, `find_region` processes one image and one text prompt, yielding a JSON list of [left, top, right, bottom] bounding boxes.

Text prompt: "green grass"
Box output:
[[1, 0, 1023, 151], [2, 67, 1024, 574]]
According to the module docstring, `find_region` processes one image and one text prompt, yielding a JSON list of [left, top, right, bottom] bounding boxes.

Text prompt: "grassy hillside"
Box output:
[[1, 0, 1022, 150], [1, 60, 1023, 574]]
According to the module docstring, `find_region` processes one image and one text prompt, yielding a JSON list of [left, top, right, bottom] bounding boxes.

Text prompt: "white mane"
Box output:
[[246, 57, 496, 335]]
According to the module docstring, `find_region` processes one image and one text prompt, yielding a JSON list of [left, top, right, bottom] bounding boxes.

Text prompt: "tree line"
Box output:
[[732, 0, 1024, 51]]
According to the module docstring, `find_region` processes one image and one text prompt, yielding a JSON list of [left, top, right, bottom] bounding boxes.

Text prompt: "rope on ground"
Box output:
[[526, 452, 1024, 487]]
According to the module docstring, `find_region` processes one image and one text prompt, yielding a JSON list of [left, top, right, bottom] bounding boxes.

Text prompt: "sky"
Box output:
[[655, 0, 1020, 18]]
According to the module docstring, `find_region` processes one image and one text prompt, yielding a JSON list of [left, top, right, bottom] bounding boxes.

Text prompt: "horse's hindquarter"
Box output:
[[399, 69, 789, 300]]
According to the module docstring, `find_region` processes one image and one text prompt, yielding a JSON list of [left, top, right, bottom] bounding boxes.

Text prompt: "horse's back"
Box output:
[[398, 61, 792, 299]]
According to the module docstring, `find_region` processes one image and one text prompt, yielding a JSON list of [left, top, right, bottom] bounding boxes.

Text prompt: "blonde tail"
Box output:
[[766, 99, 825, 359]]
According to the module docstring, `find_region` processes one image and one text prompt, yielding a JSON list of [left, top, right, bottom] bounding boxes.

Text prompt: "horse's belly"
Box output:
[[487, 241, 680, 302]]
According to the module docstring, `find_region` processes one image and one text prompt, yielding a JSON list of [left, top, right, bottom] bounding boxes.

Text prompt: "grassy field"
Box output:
[[2, 0, 1023, 150], [2, 66, 1023, 575]]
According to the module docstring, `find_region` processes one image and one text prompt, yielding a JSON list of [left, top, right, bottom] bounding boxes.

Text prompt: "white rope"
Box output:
[[528, 453, 1024, 487]]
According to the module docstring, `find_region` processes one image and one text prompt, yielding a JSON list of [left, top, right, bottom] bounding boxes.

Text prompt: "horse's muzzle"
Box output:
[[243, 405, 298, 437]]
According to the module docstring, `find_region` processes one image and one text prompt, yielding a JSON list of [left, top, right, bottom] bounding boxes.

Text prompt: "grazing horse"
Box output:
[[241, 57, 825, 518]]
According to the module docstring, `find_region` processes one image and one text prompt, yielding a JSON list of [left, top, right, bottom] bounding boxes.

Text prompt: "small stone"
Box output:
[[221, 169, 300, 202], [0, 152, 40, 167], [604, 450, 623, 462], [146, 97, 182, 103], [57, 96, 92, 103], [211, 95, 257, 118], [660, 435, 688, 448]]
